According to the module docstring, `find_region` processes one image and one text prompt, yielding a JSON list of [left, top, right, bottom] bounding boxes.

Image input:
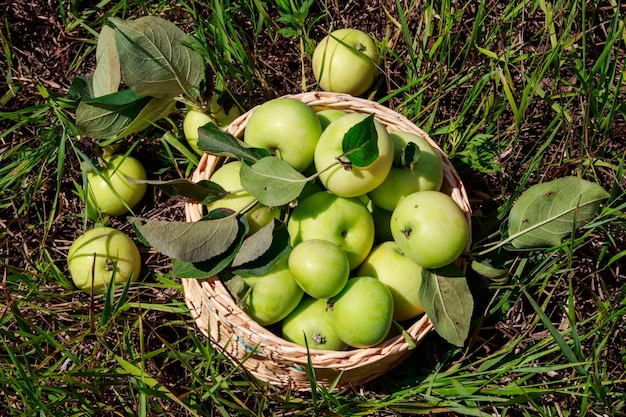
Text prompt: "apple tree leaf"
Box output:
[[197, 123, 271, 165], [109, 16, 204, 99], [401, 141, 421, 171], [239, 156, 308, 207], [230, 219, 291, 276], [93, 25, 121, 98], [507, 176, 609, 249], [127, 178, 229, 204], [76, 93, 174, 142], [342, 114, 379, 167], [128, 215, 245, 264], [420, 263, 473, 347]]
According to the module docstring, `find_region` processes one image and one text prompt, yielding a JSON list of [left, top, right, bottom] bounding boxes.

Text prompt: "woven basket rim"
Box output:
[[181, 91, 471, 389]]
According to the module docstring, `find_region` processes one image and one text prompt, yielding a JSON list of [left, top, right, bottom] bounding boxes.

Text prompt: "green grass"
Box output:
[[1, 0, 625, 415]]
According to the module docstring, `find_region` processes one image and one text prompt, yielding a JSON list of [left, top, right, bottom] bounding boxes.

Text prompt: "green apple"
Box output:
[[317, 109, 347, 130], [331, 276, 393, 348], [358, 241, 425, 321], [244, 98, 322, 172], [282, 297, 347, 351], [368, 131, 444, 211], [288, 239, 350, 299], [287, 191, 375, 270], [241, 257, 304, 326], [206, 161, 280, 233], [183, 108, 216, 156], [314, 113, 394, 197], [312, 28, 379, 96], [390, 191, 469, 269], [207, 94, 241, 126], [86, 154, 147, 216], [67, 227, 141, 292]]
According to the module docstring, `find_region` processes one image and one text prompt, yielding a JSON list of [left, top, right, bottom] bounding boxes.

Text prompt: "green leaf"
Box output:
[[76, 94, 151, 139], [420, 264, 473, 347], [128, 178, 229, 204], [128, 216, 243, 263], [230, 219, 291, 276], [197, 123, 271, 165], [69, 75, 94, 100], [341, 114, 379, 167], [93, 25, 120, 97], [507, 176, 610, 249], [239, 156, 307, 206], [401, 141, 421, 171], [76, 94, 174, 142], [109, 16, 204, 99], [171, 212, 249, 278]]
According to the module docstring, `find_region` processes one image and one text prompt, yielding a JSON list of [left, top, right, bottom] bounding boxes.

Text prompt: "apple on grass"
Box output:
[[67, 227, 141, 292], [312, 28, 379, 96], [86, 154, 147, 216], [331, 276, 393, 348], [206, 160, 280, 234], [282, 297, 347, 351], [241, 257, 304, 326], [314, 113, 394, 198], [244, 98, 322, 172], [288, 239, 350, 299], [368, 131, 444, 212], [358, 241, 425, 321], [390, 190, 469, 269], [287, 191, 375, 270]]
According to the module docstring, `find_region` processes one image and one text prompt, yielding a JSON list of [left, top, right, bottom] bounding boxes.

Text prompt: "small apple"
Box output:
[[183, 108, 217, 155], [331, 276, 393, 348], [241, 257, 304, 326], [368, 131, 444, 211], [67, 227, 141, 292], [358, 241, 425, 321], [206, 161, 280, 234], [86, 154, 147, 216], [208, 94, 241, 126], [282, 297, 347, 351], [312, 28, 379, 96], [288, 239, 350, 299], [287, 191, 374, 270], [244, 98, 323, 172], [317, 109, 347, 130], [314, 113, 394, 197], [390, 191, 469, 269]]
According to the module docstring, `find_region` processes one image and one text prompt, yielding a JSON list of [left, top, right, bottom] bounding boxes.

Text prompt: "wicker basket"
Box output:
[[182, 91, 471, 390]]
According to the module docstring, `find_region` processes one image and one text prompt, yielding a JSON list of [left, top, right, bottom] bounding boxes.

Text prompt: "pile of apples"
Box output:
[[189, 97, 469, 350]]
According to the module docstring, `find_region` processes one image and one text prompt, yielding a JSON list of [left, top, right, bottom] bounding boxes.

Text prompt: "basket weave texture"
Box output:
[[182, 91, 471, 390]]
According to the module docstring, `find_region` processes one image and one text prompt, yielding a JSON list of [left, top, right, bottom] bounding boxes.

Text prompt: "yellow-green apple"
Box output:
[[241, 257, 304, 326], [86, 154, 147, 216], [390, 191, 468, 269], [282, 297, 347, 351], [368, 131, 444, 211], [288, 239, 350, 299], [358, 241, 425, 321], [287, 191, 374, 270], [331, 276, 393, 348], [243, 98, 322, 172], [317, 109, 347, 130], [67, 227, 141, 292], [183, 108, 216, 155], [314, 113, 394, 197], [312, 28, 379, 96]]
